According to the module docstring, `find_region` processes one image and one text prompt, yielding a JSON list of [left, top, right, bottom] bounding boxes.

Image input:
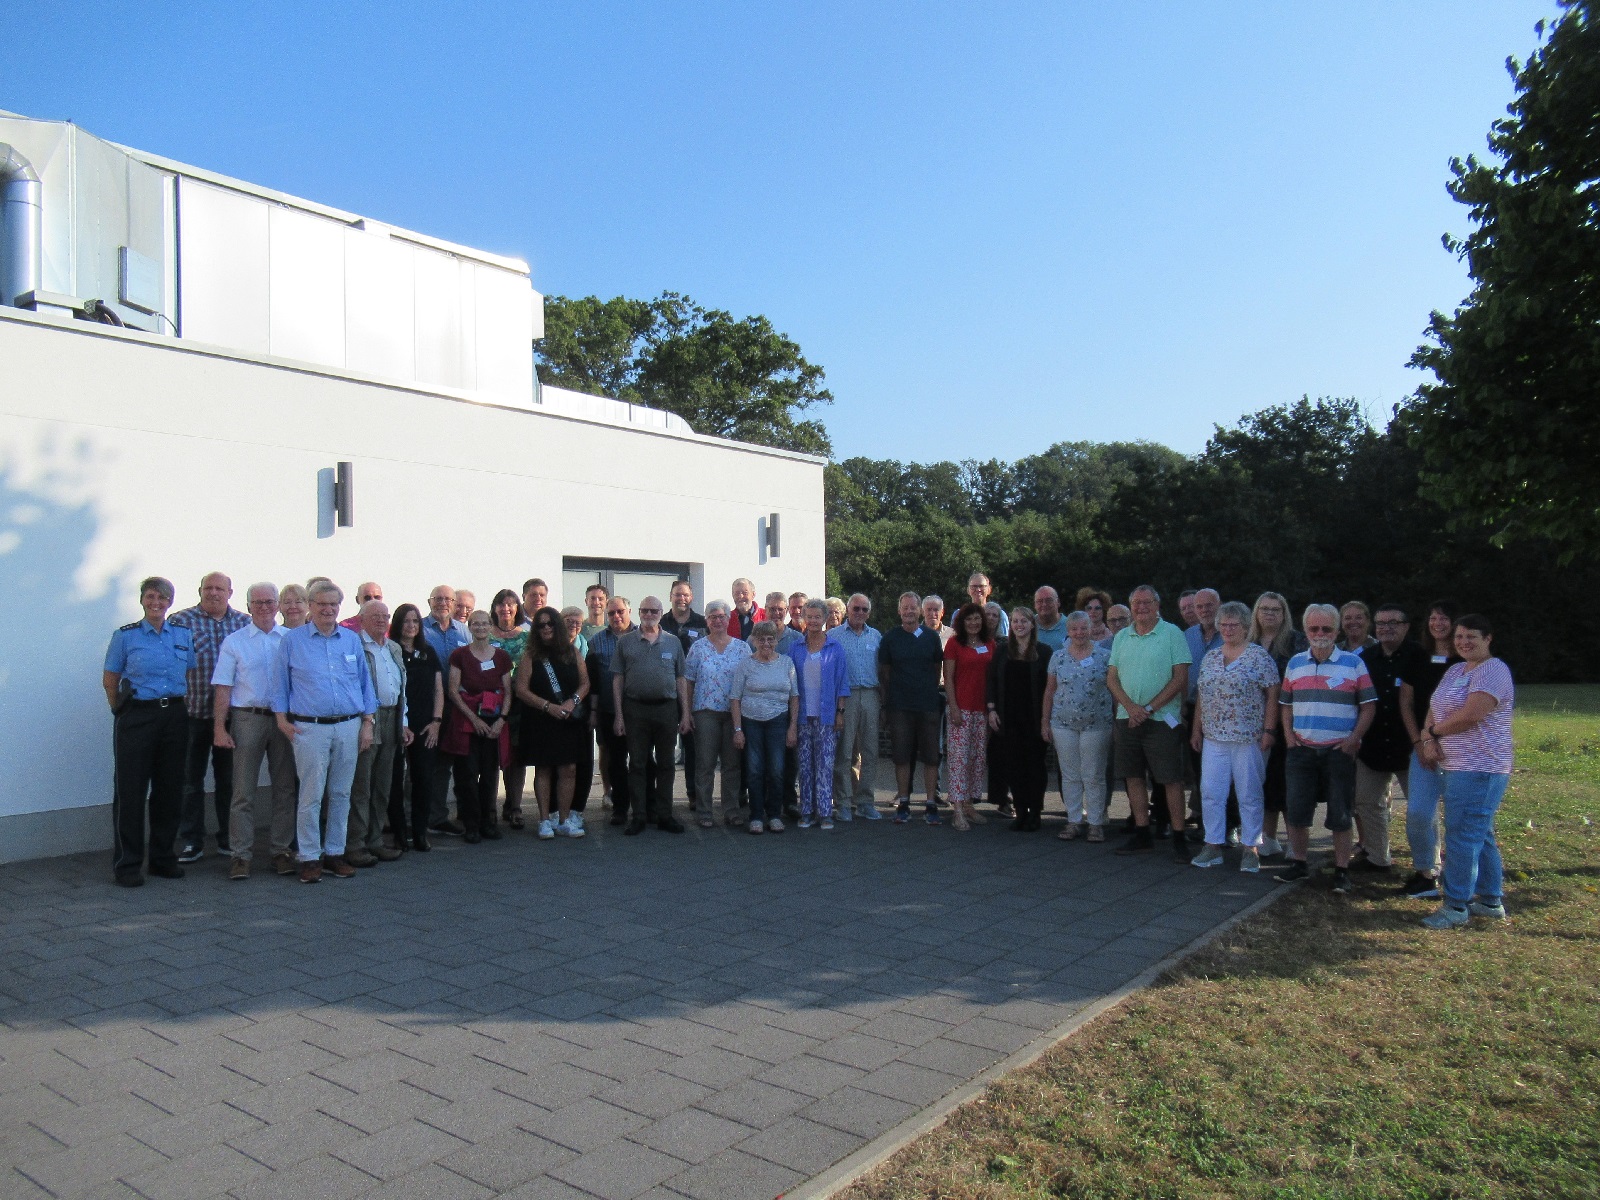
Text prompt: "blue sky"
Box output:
[[3, 2, 1557, 462]]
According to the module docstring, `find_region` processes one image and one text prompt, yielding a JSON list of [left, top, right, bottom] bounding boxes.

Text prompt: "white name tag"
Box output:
[[1162, 712, 1180, 728], [481, 659, 497, 670], [1432, 655, 1448, 664], [975, 645, 988, 655], [345, 653, 357, 663], [661, 651, 673, 660], [913, 628, 924, 637]]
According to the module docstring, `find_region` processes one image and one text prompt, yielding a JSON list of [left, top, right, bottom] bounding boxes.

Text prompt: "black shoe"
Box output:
[[1331, 868, 1353, 895], [1277, 860, 1310, 883], [430, 819, 465, 837], [1351, 856, 1392, 873], [784, 805, 801, 821], [176, 842, 203, 864], [148, 863, 185, 879], [463, 830, 482, 844], [1399, 871, 1440, 899], [609, 814, 628, 827], [412, 835, 431, 852], [1114, 827, 1154, 855], [625, 819, 647, 836], [216, 840, 232, 855], [1010, 818, 1027, 831], [658, 817, 685, 834], [114, 872, 144, 888], [480, 824, 503, 841], [1171, 830, 1191, 863]]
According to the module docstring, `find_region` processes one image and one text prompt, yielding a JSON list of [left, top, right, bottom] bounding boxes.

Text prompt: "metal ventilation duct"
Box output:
[[0, 142, 41, 308]]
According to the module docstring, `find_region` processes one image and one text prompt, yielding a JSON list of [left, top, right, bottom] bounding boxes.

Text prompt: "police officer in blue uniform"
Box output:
[[103, 576, 195, 886]]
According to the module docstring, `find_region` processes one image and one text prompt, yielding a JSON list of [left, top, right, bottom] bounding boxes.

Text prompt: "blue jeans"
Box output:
[[744, 716, 788, 823], [1405, 751, 1446, 875], [1441, 770, 1509, 907]]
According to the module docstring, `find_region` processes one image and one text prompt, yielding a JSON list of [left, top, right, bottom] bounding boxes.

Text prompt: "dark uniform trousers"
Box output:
[[114, 701, 187, 875], [180, 716, 233, 849]]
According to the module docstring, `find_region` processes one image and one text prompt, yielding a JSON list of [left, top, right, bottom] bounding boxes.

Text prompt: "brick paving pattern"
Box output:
[[2, 779, 1276, 1199]]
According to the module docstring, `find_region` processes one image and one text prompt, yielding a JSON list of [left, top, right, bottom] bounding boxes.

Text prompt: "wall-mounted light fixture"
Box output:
[[336, 462, 354, 527], [317, 463, 355, 538], [766, 512, 780, 557]]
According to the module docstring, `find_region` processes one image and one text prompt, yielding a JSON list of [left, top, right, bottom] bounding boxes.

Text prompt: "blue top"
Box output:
[[826, 623, 882, 688], [1035, 619, 1068, 652], [270, 623, 379, 718], [1183, 624, 1224, 702], [421, 614, 470, 672], [587, 624, 633, 713], [787, 638, 850, 717], [104, 619, 196, 700]]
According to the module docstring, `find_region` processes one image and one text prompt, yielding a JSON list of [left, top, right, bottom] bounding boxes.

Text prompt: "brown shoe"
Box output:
[[273, 852, 297, 875], [344, 850, 378, 868], [373, 846, 402, 862], [298, 860, 322, 884], [229, 857, 251, 881], [323, 855, 356, 879]]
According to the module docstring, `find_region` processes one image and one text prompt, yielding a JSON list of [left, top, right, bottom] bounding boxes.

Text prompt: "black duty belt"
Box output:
[[126, 696, 185, 709]]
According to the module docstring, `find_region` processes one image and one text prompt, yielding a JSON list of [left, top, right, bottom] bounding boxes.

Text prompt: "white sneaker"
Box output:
[[768, 817, 785, 832], [748, 820, 764, 834], [820, 819, 834, 830], [569, 811, 585, 830], [1259, 836, 1284, 858], [537, 818, 555, 840], [560, 815, 586, 838]]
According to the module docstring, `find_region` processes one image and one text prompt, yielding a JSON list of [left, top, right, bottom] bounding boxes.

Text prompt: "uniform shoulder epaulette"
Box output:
[[118, 620, 142, 632]]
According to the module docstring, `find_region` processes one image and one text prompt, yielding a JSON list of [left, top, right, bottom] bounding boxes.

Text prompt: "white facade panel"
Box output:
[[413, 246, 464, 390], [458, 257, 478, 392], [177, 179, 269, 353], [344, 227, 416, 381], [0, 312, 825, 856], [474, 265, 535, 405], [268, 205, 346, 369]]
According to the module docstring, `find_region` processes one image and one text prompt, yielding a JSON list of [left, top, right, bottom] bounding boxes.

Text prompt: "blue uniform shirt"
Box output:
[[270, 623, 379, 717], [104, 620, 196, 700]]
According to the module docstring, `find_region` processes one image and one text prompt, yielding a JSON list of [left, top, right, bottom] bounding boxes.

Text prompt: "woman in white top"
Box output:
[[731, 621, 799, 834]]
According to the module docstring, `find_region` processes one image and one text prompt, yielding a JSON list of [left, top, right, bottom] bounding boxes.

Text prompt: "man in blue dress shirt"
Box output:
[[271, 581, 377, 884], [422, 584, 470, 835], [103, 577, 195, 887]]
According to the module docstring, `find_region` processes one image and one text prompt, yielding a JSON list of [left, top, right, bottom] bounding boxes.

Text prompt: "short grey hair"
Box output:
[[849, 593, 872, 614], [138, 575, 175, 602], [360, 598, 388, 616], [751, 619, 779, 640], [803, 598, 829, 618], [245, 581, 278, 604], [1196, 588, 1220, 603], [923, 594, 944, 609], [1065, 609, 1091, 630], [309, 580, 344, 604], [705, 599, 731, 618], [899, 590, 922, 607], [1216, 601, 1251, 627], [731, 577, 755, 592], [1130, 584, 1161, 604], [1303, 602, 1340, 629]]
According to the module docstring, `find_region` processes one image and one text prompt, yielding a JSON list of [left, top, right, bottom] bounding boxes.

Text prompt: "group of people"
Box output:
[[103, 570, 1514, 929]]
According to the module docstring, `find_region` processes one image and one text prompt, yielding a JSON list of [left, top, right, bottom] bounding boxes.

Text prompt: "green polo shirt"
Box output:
[[1108, 618, 1191, 720]]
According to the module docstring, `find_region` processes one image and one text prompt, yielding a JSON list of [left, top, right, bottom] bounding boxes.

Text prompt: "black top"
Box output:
[[1358, 641, 1427, 772], [661, 609, 709, 655], [1408, 649, 1463, 732], [987, 652, 1049, 734], [524, 650, 583, 706], [878, 625, 945, 712], [399, 642, 442, 731]]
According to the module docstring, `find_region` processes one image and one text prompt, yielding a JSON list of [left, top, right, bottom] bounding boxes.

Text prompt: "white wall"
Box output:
[[0, 310, 824, 849]]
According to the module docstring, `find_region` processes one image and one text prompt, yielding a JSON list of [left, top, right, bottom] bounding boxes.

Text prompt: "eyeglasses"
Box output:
[[1305, 625, 1336, 634], [534, 621, 555, 630], [1375, 620, 1407, 629], [849, 605, 869, 613], [639, 607, 662, 615]]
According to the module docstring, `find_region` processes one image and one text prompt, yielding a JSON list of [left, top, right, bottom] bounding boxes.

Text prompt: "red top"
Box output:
[[440, 646, 513, 764], [944, 637, 996, 713]]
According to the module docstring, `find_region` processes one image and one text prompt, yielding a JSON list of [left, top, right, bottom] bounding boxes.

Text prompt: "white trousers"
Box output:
[[1199, 737, 1264, 847]]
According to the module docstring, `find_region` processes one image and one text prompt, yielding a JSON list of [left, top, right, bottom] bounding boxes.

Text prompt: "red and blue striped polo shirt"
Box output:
[[1279, 647, 1376, 745]]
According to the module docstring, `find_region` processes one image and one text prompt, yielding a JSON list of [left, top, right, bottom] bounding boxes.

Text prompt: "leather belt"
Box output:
[[288, 713, 361, 725], [235, 706, 276, 716], [127, 696, 184, 709]]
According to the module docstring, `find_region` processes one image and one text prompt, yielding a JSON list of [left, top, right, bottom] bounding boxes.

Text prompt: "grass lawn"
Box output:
[[841, 685, 1600, 1200]]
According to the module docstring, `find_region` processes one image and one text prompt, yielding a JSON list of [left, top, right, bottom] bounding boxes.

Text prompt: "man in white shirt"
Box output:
[[347, 601, 411, 866], [212, 583, 296, 880]]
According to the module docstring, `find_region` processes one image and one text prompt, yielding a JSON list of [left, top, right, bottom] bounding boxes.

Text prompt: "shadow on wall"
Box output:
[[0, 450, 122, 822]]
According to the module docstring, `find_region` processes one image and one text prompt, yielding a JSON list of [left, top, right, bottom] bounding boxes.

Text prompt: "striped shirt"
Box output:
[[1432, 658, 1514, 773], [1279, 647, 1376, 745]]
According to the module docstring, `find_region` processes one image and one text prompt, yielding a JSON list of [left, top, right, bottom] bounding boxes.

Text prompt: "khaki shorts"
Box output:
[[1113, 717, 1186, 785]]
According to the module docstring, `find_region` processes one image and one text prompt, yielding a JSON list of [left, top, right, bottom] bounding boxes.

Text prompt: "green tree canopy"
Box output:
[[536, 292, 833, 455], [1402, 0, 1600, 556]]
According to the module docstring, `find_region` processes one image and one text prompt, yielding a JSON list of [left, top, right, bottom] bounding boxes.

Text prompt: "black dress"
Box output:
[[987, 653, 1051, 822], [520, 652, 588, 767]]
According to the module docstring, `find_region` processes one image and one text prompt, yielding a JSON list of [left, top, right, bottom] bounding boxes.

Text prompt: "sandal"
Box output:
[[1058, 823, 1081, 841], [1087, 825, 1105, 843], [507, 812, 525, 830]]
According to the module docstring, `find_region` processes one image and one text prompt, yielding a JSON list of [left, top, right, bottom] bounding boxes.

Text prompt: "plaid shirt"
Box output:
[[168, 605, 249, 719]]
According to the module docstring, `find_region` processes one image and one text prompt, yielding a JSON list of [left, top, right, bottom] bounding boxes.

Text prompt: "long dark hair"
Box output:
[[952, 602, 989, 648], [389, 602, 423, 645], [1424, 598, 1458, 656], [523, 605, 574, 664]]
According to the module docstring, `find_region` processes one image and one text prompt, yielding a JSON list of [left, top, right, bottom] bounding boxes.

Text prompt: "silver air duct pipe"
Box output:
[[0, 143, 43, 308]]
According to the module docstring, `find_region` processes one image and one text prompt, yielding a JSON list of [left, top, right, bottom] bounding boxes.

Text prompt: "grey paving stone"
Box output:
[[319, 1079, 446, 1135], [523, 1097, 650, 1153], [663, 1146, 805, 1200], [855, 1060, 965, 1107], [16, 1132, 168, 1198], [598, 1069, 712, 1119], [943, 1015, 1042, 1054], [360, 1162, 495, 1199], [715, 1023, 820, 1066], [800, 1086, 918, 1139], [736, 1114, 867, 1176], [660, 1046, 768, 1089], [628, 1106, 751, 1164], [230, 1152, 378, 1200], [334, 1116, 469, 1180], [225, 1106, 363, 1170], [419, 1089, 544, 1142], [694, 1078, 810, 1129], [549, 1140, 688, 1200], [570, 1040, 681, 1084], [129, 1099, 263, 1158], [496, 1061, 615, 1110], [753, 1053, 867, 1100], [440, 1127, 577, 1191], [122, 1142, 269, 1200], [806, 1031, 907, 1071]]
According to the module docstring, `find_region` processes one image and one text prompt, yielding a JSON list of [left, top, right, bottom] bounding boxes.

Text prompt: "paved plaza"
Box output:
[[2, 778, 1280, 1200]]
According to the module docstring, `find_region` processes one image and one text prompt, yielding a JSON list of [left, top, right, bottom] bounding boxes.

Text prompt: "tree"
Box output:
[[536, 292, 833, 455], [1401, 1, 1600, 557]]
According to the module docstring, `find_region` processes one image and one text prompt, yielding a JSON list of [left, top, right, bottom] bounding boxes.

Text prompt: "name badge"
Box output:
[[1432, 655, 1448, 664], [975, 645, 989, 655], [1162, 712, 1180, 729], [345, 653, 357, 663], [481, 658, 497, 670], [913, 628, 923, 637], [661, 651, 674, 660]]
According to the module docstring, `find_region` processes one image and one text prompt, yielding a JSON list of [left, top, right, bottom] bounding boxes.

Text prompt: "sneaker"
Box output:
[[697, 815, 715, 829], [1258, 836, 1284, 859], [893, 798, 911, 824], [1331, 868, 1352, 895], [322, 855, 356, 879], [835, 807, 853, 822], [298, 860, 322, 884], [1400, 872, 1441, 899], [537, 818, 556, 840], [923, 802, 940, 826], [1276, 860, 1310, 883], [748, 820, 764, 834], [1240, 847, 1261, 874], [1171, 830, 1191, 863], [176, 842, 204, 864], [1422, 904, 1470, 930], [798, 817, 814, 829], [560, 816, 586, 839], [820, 819, 834, 830], [569, 811, 585, 831], [1114, 827, 1154, 855], [229, 858, 251, 881], [1191, 844, 1225, 869], [858, 803, 882, 821], [768, 817, 785, 833], [272, 852, 297, 876], [1468, 899, 1507, 920]]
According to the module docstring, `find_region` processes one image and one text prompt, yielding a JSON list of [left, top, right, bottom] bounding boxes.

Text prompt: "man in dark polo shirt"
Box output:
[[612, 597, 689, 834], [1354, 604, 1426, 873], [878, 591, 945, 825], [661, 580, 708, 811]]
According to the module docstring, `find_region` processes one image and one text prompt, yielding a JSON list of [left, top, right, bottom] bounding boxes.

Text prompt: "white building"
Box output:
[[0, 112, 825, 863]]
